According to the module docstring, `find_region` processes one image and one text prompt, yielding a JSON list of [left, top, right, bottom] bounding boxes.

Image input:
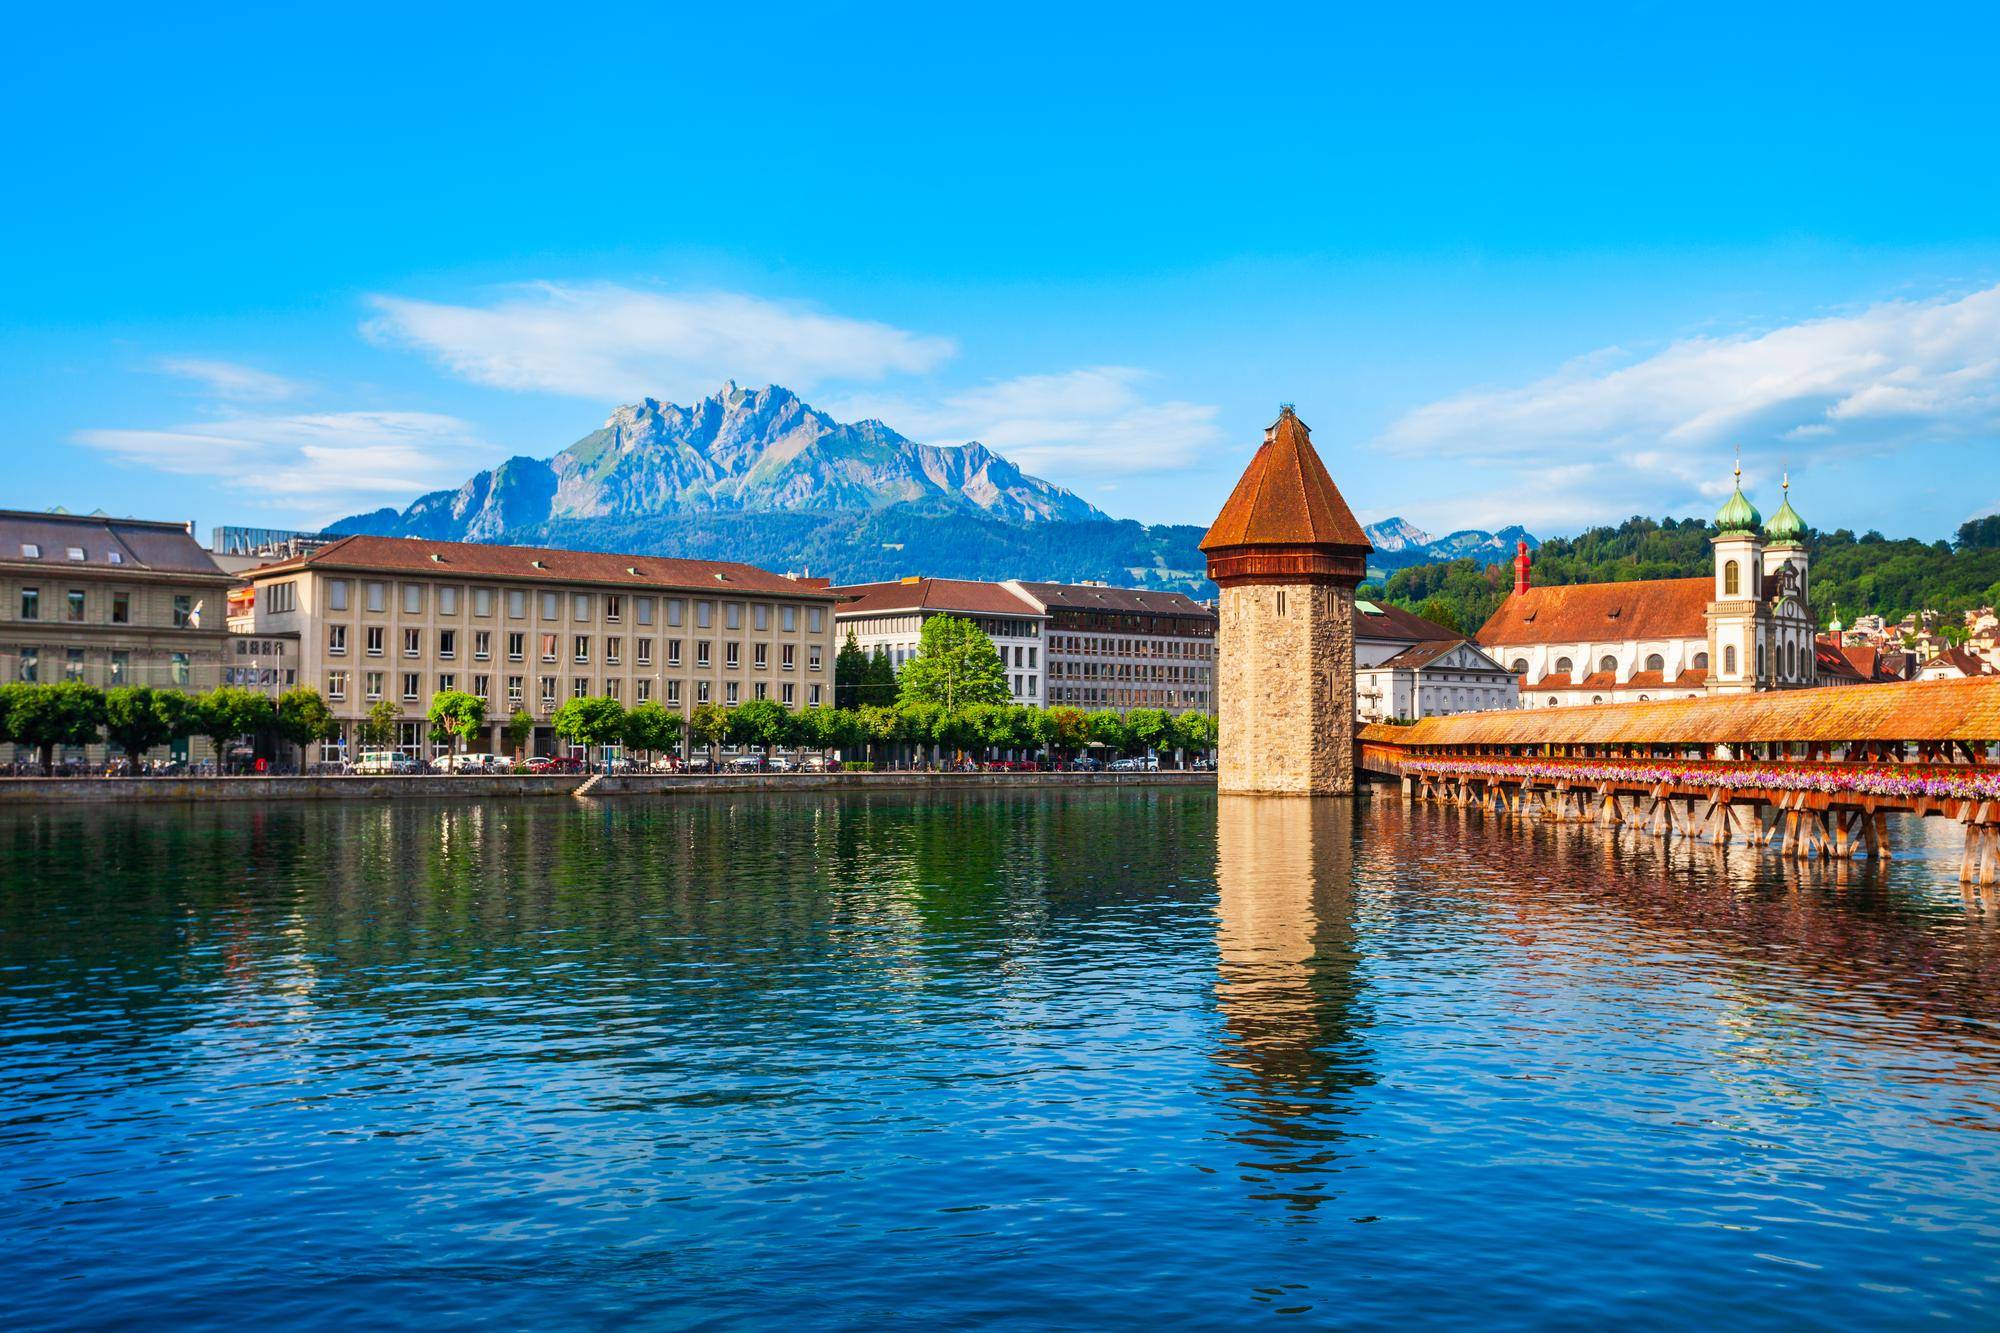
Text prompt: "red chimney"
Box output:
[[1513, 539, 1532, 596]]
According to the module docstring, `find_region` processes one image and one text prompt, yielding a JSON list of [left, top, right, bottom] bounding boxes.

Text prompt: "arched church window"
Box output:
[[1599, 655, 1617, 673], [1693, 652, 1709, 671], [1546, 697, 1559, 707], [1511, 659, 1528, 674], [1644, 653, 1665, 672], [1591, 695, 1603, 705], [1785, 641, 1797, 677], [1757, 644, 1766, 677], [1724, 560, 1741, 597], [1555, 657, 1573, 674], [1724, 646, 1737, 675]]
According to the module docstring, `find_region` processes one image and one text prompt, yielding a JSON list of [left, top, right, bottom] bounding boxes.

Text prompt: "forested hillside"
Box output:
[[1366, 515, 2000, 637]]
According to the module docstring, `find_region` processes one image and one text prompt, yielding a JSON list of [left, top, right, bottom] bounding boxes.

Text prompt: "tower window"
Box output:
[[1275, 590, 1287, 616], [1723, 560, 1740, 597], [1724, 646, 1737, 675]]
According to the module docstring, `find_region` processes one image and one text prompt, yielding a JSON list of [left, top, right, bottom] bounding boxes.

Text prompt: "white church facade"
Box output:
[[1478, 470, 1823, 708]]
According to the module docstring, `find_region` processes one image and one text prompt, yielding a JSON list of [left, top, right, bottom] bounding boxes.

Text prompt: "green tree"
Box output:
[[155, 690, 199, 753], [1035, 705, 1089, 760], [834, 632, 872, 710], [621, 700, 683, 762], [1172, 710, 1218, 758], [9, 682, 106, 773], [856, 703, 899, 765], [427, 690, 488, 760], [727, 698, 793, 762], [103, 685, 173, 769], [1084, 709, 1130, 757], [195, 686, 275, 773], [1417, 596, 1462, 635], [551, 695, 626, 769], [896, 615, 1008, 711], [865, 645, 897, 704], [689, 702, 730, 763], [358, 699, 401, 750], [894, 700, 944, 764], [275, 687, 340, 761], [1125, 707, 1174, 758], [506, 708, 536, 758]]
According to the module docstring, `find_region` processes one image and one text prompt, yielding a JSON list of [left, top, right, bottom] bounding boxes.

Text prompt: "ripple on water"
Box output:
[[2, 789, 1999, 1329]]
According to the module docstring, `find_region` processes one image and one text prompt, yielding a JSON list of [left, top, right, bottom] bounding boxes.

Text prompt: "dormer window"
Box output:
[[20, 544, 38, 559], [66, 547, 85, 561], [107, 551, 123, 564]]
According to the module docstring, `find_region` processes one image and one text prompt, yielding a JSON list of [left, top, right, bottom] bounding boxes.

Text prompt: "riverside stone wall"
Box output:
[[0, 770, 1216, 805]]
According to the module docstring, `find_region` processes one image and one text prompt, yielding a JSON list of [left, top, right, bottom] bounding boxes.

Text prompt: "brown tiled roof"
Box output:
[[1815, 641, 1865, 682], [257, 534, 839, 598], [832, 578, 1044, 618], [1524, 667, 1708, 693], [1355, 600, 1461, 644], [1199, 407, 1370, 552], [1926, 646, 1999, 678], [1360, 676, 2000, 746], [1008, 581, 1214, 620], [1376, 638, 1514, 672], [1477, 578, 1711, 646], [0, 509, 228, 578]]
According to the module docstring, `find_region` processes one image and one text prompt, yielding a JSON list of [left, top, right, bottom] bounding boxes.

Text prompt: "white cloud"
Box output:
[[153, 357, 306, 402], [75, 412, 490, 520], [828, 367, 1224, 475], [1377, 283, 2000, 530], [364, 283, 957, 401]]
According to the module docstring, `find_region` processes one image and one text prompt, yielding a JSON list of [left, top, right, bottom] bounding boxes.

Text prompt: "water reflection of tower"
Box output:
[[1212, 796, 1374, 1212]]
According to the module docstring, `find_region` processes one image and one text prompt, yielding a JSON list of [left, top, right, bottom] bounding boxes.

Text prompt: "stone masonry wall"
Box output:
[[1216, 583, 1356, 795]]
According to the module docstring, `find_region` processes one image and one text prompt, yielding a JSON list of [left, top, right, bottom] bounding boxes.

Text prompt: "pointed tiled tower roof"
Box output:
[[1201, 405, 1371, 587]]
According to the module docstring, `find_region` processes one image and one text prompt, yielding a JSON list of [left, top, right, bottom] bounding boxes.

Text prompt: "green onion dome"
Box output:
[[1714, 461, 1762, 533], [1765, 473, 1806, 544]]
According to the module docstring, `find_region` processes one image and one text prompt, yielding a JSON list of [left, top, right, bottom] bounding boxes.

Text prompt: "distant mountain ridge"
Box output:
[[331, 383, 1536, 595], [1362, 517, 1539, 578], [337, 383, 1106, 540]]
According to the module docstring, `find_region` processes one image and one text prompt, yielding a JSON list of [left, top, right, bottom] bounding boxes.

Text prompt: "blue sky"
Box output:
[[5, 3, 1998, 543]]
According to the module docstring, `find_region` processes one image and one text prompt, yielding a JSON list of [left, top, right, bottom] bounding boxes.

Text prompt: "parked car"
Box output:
[[686, 754, 715, 773], [436, 753, 508, 773], [727, 754, 765, 772], [801, 755, 839, 773], [527, 755, 586, 775], [1191, 758, 1214, 771], [768, 755, 795, 773], [1109, 755, 1160, 772], [353, 750, 423, 775], [1072, 756, 1103, 772]]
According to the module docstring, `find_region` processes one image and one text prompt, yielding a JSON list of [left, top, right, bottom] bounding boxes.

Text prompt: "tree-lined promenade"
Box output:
[[0, 615, 1216, 774]]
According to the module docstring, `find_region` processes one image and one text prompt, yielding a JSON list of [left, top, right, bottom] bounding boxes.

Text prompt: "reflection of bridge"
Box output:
[[1358, 677, 2000, 884]]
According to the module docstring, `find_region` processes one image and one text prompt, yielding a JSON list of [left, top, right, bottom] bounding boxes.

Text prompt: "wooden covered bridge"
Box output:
[[1357, 677, 2000, 884]]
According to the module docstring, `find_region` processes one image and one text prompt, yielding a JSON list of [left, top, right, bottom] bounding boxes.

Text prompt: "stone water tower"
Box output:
[[1199, 405, 1372, 795]]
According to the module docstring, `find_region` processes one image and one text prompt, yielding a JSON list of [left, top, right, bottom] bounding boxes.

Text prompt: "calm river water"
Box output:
[[3, 789, 1999, 1328]]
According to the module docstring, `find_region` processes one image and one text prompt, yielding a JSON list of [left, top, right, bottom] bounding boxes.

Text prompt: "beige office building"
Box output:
[[0, 509, 235, 765], [241, 535, 841, 760]]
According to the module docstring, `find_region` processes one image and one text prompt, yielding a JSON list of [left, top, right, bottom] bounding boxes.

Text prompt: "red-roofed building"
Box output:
[[1478, 471, 1830, 708], [830, 577, 1049, 706], [242, 534, 842, 760]]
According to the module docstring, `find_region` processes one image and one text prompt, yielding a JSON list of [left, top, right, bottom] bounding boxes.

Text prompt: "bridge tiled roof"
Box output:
[[1477, 578, 1711, 646], [1360, 676, 2000, 746]]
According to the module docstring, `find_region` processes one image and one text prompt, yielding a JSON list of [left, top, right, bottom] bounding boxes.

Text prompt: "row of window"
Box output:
[[308, 580, 825, 634], [14, 587, 198, 627], [1053, 661, 1204, 683], [12, 646, 191, 685], [1048, 634, 1212, 658], [1533, 652, 1710, 677], [16, 542, 125, 564], [323, 670, 823, 710], [1045, 686, 1211, 707], [325, 625, 825, 671]]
